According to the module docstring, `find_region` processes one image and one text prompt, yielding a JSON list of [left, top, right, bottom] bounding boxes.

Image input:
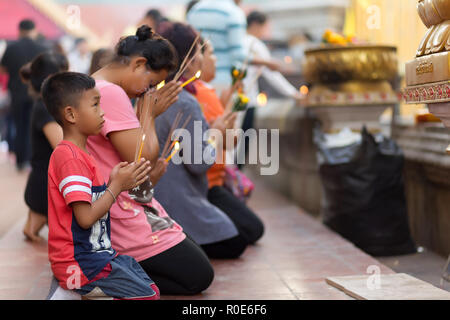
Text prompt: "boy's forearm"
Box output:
[[90, 181, 122, 222], [73, 183, 120, 229]]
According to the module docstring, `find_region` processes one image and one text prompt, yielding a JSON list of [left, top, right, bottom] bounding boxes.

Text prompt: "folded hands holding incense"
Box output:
[[208, 111, 238, 150], [137, 80, 183, 120], [132, 80, 183, 167], [210, 111, 237, 134]]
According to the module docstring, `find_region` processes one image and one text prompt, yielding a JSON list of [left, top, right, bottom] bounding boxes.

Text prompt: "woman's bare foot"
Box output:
[[23, 210, 47, 242]]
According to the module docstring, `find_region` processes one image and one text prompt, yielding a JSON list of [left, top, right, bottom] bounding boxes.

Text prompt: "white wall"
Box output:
[[259, 0, 349, 41]]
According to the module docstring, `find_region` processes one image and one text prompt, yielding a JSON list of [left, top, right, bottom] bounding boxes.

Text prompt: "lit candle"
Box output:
[[137, 134, 146, 161], [167, 139, 177, 154], [181, 71, 201, 88], [165, 141, 180, 163], [207, 137, 217, 148]]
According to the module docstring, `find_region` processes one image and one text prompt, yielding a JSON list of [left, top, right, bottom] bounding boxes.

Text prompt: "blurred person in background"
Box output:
[[185, 0, 200, 18], [138, 9, 168, 34], [67, 37, 92, 74], [239, 11, 303, 168], [0, 40, 7, 59], [187, 0, 278, 93], [0, 39, 11, 155], [0, 19, 46, 171], [289, 32, 314, 68], [0, 71, 10, 156], [89, 48, 114, 75], [244, 11, 300, 102], [20, 52, 68, 242]]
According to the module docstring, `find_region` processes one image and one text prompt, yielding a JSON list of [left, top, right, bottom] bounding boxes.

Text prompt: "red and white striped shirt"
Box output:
[[47, 140, 116, 290]]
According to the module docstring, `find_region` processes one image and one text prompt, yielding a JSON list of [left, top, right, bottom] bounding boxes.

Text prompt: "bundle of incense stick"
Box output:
[[174, 38, 209, 82], [161, 111, 183, 159], [174, 35, 199, 81], [134, 97, 145, 162], [181, 71, 201, 88], [161, 113, 193, 160], [134, 94, 157, 162], [165, 141, 180, 163]]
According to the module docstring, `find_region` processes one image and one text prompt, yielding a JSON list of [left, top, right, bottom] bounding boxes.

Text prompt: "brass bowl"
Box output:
[[303, 45, 398, 84]]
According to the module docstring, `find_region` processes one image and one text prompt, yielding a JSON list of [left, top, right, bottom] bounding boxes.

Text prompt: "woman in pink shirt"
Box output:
[[86, 26, 213, 295]]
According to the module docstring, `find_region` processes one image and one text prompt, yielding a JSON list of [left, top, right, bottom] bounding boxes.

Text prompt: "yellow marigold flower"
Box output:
[[239, 94, 249, 104]]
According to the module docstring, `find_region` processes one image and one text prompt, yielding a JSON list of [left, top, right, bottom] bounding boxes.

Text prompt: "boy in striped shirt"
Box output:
[[42, 72, 158, 300]]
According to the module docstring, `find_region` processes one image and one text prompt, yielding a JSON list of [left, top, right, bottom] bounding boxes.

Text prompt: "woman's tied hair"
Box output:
[[114, 25, 178, 73]]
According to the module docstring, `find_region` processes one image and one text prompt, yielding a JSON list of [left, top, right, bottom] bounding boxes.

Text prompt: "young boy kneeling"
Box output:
[[42, 72, 158, 300]]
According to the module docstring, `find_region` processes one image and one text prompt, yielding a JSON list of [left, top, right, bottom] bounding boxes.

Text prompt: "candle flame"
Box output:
[[300, 85, 309, 95], [165, 140, 181, 163], [284, 56, 293, 64], [257, 93, 268, 106], [181, 71, 202, 88], [156, 81, 165, 90]]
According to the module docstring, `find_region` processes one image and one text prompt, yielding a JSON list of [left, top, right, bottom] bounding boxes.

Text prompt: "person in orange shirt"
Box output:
[[192, 40, 265, 246], [194, 50, 229, 188]]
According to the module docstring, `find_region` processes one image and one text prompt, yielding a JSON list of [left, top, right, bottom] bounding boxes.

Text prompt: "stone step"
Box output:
[[0, 163, 397, 300]]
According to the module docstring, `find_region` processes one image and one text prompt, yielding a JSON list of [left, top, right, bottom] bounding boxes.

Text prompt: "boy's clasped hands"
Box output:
[[108, 158, 152, 195]]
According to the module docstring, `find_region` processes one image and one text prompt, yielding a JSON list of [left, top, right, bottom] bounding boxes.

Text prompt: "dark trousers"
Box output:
[[201, 233, 248, 259], [139, 236, 214, 295], [5, 113, 16, 152], [238, 106, 256, 169], [12, 100, 32, 168], [201, 186, 265, 259]]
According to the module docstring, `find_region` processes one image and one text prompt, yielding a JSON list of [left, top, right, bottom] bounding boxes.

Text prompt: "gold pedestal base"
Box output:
[[307, 81, 398, 106]]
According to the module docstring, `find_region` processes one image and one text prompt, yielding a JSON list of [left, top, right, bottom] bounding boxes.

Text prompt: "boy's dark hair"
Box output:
[[20, 51, 69, 93], [113, 25, 177, 74], [247, 11, 267, 28], [41, 72, 96, 125], [158, 22, 198, 78], [19, 19, 35, 31]]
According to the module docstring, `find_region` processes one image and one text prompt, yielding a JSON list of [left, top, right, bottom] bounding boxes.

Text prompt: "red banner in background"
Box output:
[[0, 0, 64, 40]]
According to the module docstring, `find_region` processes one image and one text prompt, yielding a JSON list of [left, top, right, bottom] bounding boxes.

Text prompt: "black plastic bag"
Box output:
[[314, 126, 416, 256]]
